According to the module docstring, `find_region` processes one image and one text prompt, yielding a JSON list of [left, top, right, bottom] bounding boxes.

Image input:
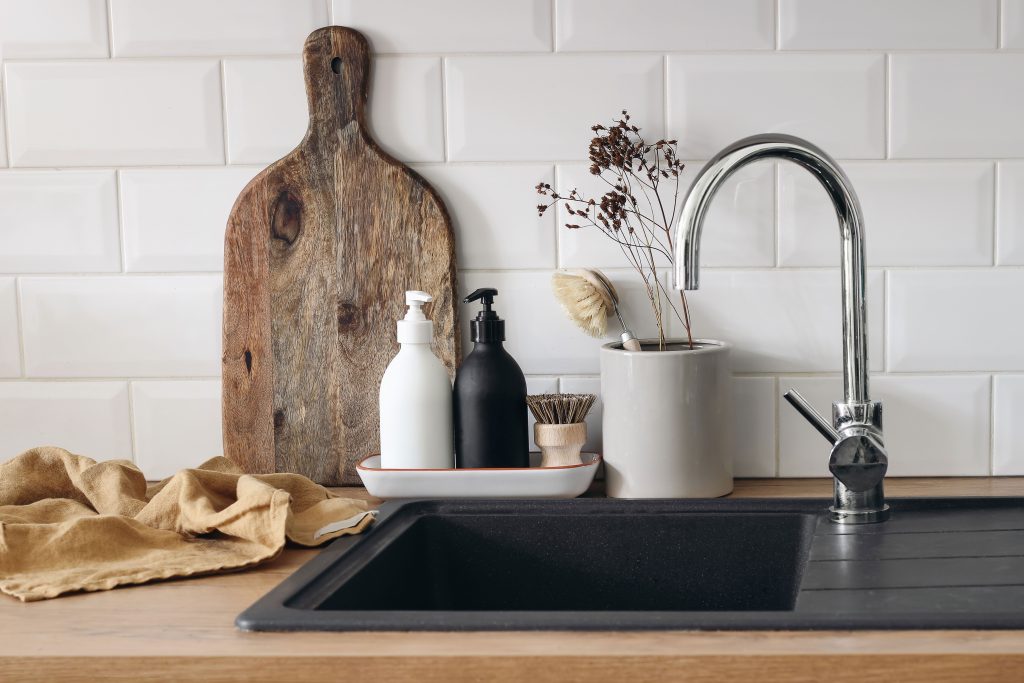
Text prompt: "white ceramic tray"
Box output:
[[356, 452, 601, 500]]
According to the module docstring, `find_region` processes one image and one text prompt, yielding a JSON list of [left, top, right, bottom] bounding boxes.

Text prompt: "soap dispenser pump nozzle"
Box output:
[[397, 290, 434, 344], [464, 288, 504, 342]]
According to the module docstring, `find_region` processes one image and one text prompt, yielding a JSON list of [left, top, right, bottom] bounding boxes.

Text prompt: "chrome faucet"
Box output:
[[673, 133, 889, 524]]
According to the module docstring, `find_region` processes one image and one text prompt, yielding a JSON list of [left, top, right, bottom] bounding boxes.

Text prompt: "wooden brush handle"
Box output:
[[534, 423, 587, 467]]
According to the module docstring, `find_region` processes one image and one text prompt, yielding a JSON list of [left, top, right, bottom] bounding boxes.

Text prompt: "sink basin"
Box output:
[[238, 497, 1024, 631]]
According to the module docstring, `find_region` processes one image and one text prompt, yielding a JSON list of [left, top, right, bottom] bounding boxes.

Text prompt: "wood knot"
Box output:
[[337, 301, 360, 332], [273, 409, 286, 431], [270, 191, 301, 245]]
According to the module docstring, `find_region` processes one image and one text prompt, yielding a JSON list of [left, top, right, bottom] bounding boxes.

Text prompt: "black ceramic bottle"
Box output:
[[453, 288, 529, 468]]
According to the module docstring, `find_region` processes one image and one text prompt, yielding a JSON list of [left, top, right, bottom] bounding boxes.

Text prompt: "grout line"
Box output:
[[5, 158, 1024, 172], [884, 53, 892, 159], [2, 376, 220, 382], [7, 265, 1024, 278], [104, 0, 115, 58], [773, 375, 781, 477], [13, 278, 26, 377], [126, 380, 139, 465], [989, 374, 996, 476], [218, 60, 230, 164], [881, 269, 888, 371], [773, 162, 781, 267], [326, 0, 335, 25], [114, 169, 127, 272], [998, 0, 1005, 49], [6, 48, 1024, 63], [1, 63, 13, 167], [774, 0, 781, 50], [551, 0, 558, 52], [551, 163, 561, 267], [440, 57, 450, 162], [993, 161, 1001, 265], [662, 54, 669, 139], [6, 271, 224, 278]]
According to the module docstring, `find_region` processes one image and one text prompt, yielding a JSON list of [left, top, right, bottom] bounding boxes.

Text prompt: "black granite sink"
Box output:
[[237, 497, 1024, 631]]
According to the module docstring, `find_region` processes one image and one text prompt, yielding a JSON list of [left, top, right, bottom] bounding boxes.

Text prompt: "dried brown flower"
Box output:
[[536, 111, 693, 349]]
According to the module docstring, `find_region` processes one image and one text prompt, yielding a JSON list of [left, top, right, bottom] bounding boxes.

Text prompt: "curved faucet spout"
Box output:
[[673, 133, 889, 523], [673, 133, 869, 405]]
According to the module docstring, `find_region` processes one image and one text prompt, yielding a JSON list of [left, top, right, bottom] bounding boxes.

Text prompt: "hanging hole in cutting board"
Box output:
[[331, 57, 342, 74]]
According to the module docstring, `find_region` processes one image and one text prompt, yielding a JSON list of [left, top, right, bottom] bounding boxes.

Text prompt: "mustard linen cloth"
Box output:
[[0, 446, 375, 601]]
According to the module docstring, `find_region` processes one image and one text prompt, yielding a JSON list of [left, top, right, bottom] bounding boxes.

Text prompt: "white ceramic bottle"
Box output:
[[379, 290, 454, 469]]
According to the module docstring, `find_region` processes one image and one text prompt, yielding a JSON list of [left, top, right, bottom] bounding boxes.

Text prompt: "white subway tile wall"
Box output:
[[0, 0, 1022, 477]]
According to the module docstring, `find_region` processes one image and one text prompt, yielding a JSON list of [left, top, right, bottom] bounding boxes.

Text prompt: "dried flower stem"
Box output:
[[537, 111, 694, 349]]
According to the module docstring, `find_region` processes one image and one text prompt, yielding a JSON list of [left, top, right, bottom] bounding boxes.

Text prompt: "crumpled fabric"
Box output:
[[0, 446, 375, 601]]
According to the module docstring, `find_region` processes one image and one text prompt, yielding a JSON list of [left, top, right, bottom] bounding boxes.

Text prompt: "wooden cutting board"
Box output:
[[222, 26, 459, 485]]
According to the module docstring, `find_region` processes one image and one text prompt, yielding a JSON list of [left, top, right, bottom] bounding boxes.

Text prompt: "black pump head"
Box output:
[[465, 288, 504, 342]]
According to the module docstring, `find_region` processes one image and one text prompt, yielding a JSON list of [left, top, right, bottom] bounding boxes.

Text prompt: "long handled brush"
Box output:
[[551, 269, 641, 351]]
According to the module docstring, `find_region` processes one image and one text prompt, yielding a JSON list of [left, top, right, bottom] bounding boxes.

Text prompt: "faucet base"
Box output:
[[829, 480, 889, 524], [829, 504, 890, 524]]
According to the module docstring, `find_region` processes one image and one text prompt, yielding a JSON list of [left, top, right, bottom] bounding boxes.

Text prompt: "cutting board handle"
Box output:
[[302, 26, 371, 134]]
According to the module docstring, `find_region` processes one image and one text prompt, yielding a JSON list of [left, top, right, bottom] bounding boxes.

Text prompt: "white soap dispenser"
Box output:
[[379, 290, 454, 469]]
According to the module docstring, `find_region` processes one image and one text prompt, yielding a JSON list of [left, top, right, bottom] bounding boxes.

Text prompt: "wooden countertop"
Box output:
[[3, 478, 1024, 682]]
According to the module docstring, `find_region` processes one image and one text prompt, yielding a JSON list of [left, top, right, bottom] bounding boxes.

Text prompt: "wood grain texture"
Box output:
[[223, 27, 458, 485], [3, 479, 1024, 681]]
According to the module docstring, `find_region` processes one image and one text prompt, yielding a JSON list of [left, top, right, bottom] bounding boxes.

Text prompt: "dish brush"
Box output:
[[527, 393, 597, 467], [551, 269, 642, 351]]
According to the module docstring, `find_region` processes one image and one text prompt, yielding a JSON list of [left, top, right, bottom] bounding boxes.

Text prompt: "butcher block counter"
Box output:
[[2, 478, 1023, 683]]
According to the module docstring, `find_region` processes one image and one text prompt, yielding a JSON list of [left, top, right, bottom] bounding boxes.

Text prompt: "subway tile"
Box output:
[[559, 376, 603, 454], [888, 270, 1024, 372], [121, 168, 257, 272], [414, 164, 556, 269], [733, 376, 777, 478], [668, 55, 885, 160], [525, 376, 560, 452], [555, 162, 774, 269], [370, 57, 445, 163], [779, 162, 994, 267], [0, 279, 19, 377], [0, 0, 109, 58], [0, 171, 120, 273], [997, 162, 1024, 265], [223, 58, 306, 165], [5, 61, 223, 167], [0, 93, 6, 168], [333, 0, 552, 52], [779, 0, 997, 50], [459, 270, 665, 375], [0, 381, 132, 460], [110, 0, 326, 56], [1003, 0, 1024, 47], [557, 0, 773, 51], [223, 56, 443, 165], [446, 55, 663, 161], [20, 276, 222, 377], [686, 269, 884, 373], [131, 380, 222, 479], [891, 54, 1024, 158], [779, 375, 990, 477], [994, 375, 1024, 475]]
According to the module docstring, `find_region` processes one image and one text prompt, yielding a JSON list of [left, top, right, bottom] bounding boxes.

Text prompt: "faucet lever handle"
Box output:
[[783, 389, 839, 445]]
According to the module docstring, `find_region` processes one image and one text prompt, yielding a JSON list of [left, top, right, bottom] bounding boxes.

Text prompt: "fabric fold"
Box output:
[[0, 446, 374, 601]]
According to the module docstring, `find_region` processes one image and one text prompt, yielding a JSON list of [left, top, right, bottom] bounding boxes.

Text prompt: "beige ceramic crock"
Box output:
[[599, 339, 733, 498]]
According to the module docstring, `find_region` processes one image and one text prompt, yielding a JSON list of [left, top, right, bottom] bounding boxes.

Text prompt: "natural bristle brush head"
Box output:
[[551, 269, 616, 337], [527, 393, 597, 468], [527, 393, 597, 424]]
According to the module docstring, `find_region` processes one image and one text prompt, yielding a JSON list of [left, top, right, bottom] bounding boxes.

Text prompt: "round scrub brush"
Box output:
[[527, 393, 597, 467], [551, 269, 642, 351]]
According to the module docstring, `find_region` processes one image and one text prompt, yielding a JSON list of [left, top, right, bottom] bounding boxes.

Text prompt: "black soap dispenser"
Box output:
[[454, 288, 529, 469]]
